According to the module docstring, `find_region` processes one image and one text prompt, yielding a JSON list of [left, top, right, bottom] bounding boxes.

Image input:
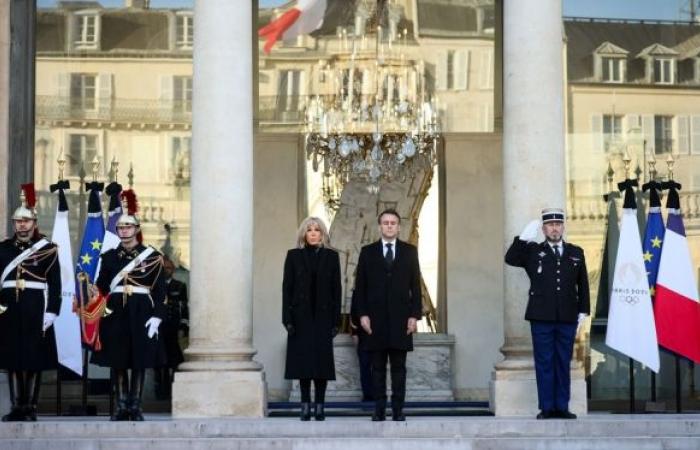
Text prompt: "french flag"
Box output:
[[653, 181, 700, 362], [259, 0, 328, 54]]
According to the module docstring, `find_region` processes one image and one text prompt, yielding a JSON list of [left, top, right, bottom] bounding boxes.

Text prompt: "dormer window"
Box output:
[[654, 58, 674, 84], [74, 11, 100, 49], [602, 57, 625, 83], [176, 12, 194, 50], [637, 43, 678, 85], [593, 42, 628, 83]]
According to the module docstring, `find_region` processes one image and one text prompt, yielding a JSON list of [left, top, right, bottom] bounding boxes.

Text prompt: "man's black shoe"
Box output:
[[392, 410, 405, 421], [536, 410, 553, 419], [555, 410, 577, 419]]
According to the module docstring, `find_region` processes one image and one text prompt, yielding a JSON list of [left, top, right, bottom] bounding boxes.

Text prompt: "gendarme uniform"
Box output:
[[0, 187, 62, 421], [504, 208, 590, 418], [90, 243, 167, 370]]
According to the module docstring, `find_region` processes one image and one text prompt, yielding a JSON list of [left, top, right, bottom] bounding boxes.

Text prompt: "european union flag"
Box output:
[[75, 182, 105, 302], [642, 181, 665, 297]]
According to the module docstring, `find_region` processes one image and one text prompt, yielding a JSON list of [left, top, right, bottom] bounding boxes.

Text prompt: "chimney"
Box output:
[[125, 0, 149, 8]]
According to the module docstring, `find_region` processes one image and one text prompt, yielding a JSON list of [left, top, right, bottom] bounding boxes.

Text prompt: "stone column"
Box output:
[[489, 0, 586, 416], [171, 0, 267, 417]]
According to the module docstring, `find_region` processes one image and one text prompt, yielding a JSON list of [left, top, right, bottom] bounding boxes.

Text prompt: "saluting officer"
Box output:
[[0, 185, 61, 421], [91, 191, 166, 421], [505, 208, 589, 420]]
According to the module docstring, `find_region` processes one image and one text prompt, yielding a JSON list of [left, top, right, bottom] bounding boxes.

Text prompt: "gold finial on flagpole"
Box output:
[[110, 155, 119, 182], [647, 153, 657, 181], [91, 155, 100, 182], [127, 163, 134, 189], [57, 148, 66, 181], [666, 153, 675, 181], [606, 160, 615, 193]]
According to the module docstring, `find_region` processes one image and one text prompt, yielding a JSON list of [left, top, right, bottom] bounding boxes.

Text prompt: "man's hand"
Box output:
[[519, 220, 540, 242], [145, 317, 162, 339], [577, 313, 587, 334], [407, 317, 417, 335], [43, 312, 57, 332], [360, 316, 372, 335]]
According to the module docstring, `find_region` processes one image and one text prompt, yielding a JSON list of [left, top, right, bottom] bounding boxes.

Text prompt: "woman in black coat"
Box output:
[[283, 217, 341, 421]]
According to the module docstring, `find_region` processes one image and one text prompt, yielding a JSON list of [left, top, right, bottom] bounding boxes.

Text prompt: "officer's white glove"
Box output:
[[577, 313, 587, 333], [145, 317, 162, 339], [519, 220, 540, 242], [42, 312, 57, 332]]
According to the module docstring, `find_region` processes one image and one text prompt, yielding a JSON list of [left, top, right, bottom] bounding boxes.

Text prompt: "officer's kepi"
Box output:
[[541, 208, 565, 224]]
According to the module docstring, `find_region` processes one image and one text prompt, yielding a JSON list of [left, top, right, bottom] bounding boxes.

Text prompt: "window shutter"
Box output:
[[591, 114, 603, 152], [480, 49, 494, 89], [160, 75, 173, 101], [675, 115, 689, 155], [620, 59, 627, 82], [435, 50, 448, 91], [298, 70, 307, 98], [98, 73, 113, 112], [642, 114, 655, 154], [454, 49, 469, 91], [594, 55, 602, 80], [361, 68, 373, 95], [691, 115, 700, 155]]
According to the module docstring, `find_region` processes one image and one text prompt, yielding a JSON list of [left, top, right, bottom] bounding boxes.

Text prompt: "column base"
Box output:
[[489, 367, 587, 417], [172, 370, 267, 418]]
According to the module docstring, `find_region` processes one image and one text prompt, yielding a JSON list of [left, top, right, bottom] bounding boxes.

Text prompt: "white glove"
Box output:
[[577, 313, 587, 332], [519, 220, 540, 242], [145, 317, 162, 339], [42, 312, 57, 332]]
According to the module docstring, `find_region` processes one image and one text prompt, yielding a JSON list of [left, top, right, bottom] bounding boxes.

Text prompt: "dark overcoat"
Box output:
[[352, 240, 422, 351], [282, 247, 341, 380], [0, 236, 61, 371], [91, 244, 166, 369], [504, 238, 590, 323]]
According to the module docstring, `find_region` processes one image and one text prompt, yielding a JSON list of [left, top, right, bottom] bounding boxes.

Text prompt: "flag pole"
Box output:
[[622, 151, 636, 414]]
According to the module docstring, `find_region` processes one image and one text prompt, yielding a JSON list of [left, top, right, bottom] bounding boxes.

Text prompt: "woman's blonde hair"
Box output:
[[296, 216, 330, 248]]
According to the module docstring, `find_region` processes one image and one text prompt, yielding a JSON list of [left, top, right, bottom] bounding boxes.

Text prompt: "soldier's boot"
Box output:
[[299, 403, 311, 421], [25, 371, 42, 421], [391, 397, 405, 422], [111, 370, 130, 421], [129, 369, 146, 421], [1, 371, 25, 422]]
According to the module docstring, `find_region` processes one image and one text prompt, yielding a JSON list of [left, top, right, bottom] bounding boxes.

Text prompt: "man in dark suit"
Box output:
[[353, 209, 422, 421], [505, 208, 589, 420]]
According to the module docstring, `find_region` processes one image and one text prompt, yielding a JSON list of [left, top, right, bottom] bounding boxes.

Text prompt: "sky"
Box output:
[[37, 0, 700, 22]]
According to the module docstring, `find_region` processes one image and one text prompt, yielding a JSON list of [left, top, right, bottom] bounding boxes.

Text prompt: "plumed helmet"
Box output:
[[12, 183, 38, 221], [116, 189, 140, 227]]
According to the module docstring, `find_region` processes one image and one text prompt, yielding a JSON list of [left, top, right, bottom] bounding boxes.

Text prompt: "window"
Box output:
[[278, 70, 302, 112], [70, 73, 97, 110], [173, 76, 192, 112], [603, 114, 622, 152], [654, 58, 674, 84], [654, 115, 673, 154], [602, 57, 624, 83], [75, 13, 99, 48], [170, 136, 191, 185], [176, 13, 194, 49], [67, 134, 98, 177]]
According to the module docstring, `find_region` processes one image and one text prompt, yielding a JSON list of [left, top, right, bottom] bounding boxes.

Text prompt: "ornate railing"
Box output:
[[35, 95, 192, 124]]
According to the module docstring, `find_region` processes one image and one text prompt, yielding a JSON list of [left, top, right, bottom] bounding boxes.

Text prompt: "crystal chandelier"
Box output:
[[304, 26, 441, 202]]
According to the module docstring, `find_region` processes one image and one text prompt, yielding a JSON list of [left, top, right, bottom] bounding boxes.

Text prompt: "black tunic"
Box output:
[[160, 277, 187, 368], [282, 246, 341, 380], [504, 238, 590, 323], [91, 244, 167, 369], [0, 236, 61, 371]]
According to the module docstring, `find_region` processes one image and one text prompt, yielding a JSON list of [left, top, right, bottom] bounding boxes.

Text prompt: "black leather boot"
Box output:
[[1, 371, 25, 422], [391, 398, 405, 422], [110, 370, 130, 421], [300, 402, 311, 421], [25, 371, 42, 421], [129, 369, 145, 421], [314, 403, 325, 421]]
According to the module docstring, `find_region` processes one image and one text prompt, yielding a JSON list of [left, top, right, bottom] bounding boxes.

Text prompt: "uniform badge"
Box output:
[[538, 251, 546, 258]]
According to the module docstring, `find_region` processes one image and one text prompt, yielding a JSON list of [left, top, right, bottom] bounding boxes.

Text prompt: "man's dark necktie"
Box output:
[[553, 244, 560, 259], [385, 243, 394, 267]]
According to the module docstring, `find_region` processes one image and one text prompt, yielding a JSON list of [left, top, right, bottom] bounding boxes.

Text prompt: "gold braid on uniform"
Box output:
[[120, 255, 163, 307]]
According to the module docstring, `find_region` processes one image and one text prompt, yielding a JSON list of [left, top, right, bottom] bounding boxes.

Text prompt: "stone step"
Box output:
[[2, 415, 700, 449]]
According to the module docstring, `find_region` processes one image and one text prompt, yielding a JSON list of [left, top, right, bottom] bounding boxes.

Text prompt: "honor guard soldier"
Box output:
[[153, 256, 188, 400], [91, 190, 166, 421], [505, 208, 590, 420], [0, 184, 62, 421]]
